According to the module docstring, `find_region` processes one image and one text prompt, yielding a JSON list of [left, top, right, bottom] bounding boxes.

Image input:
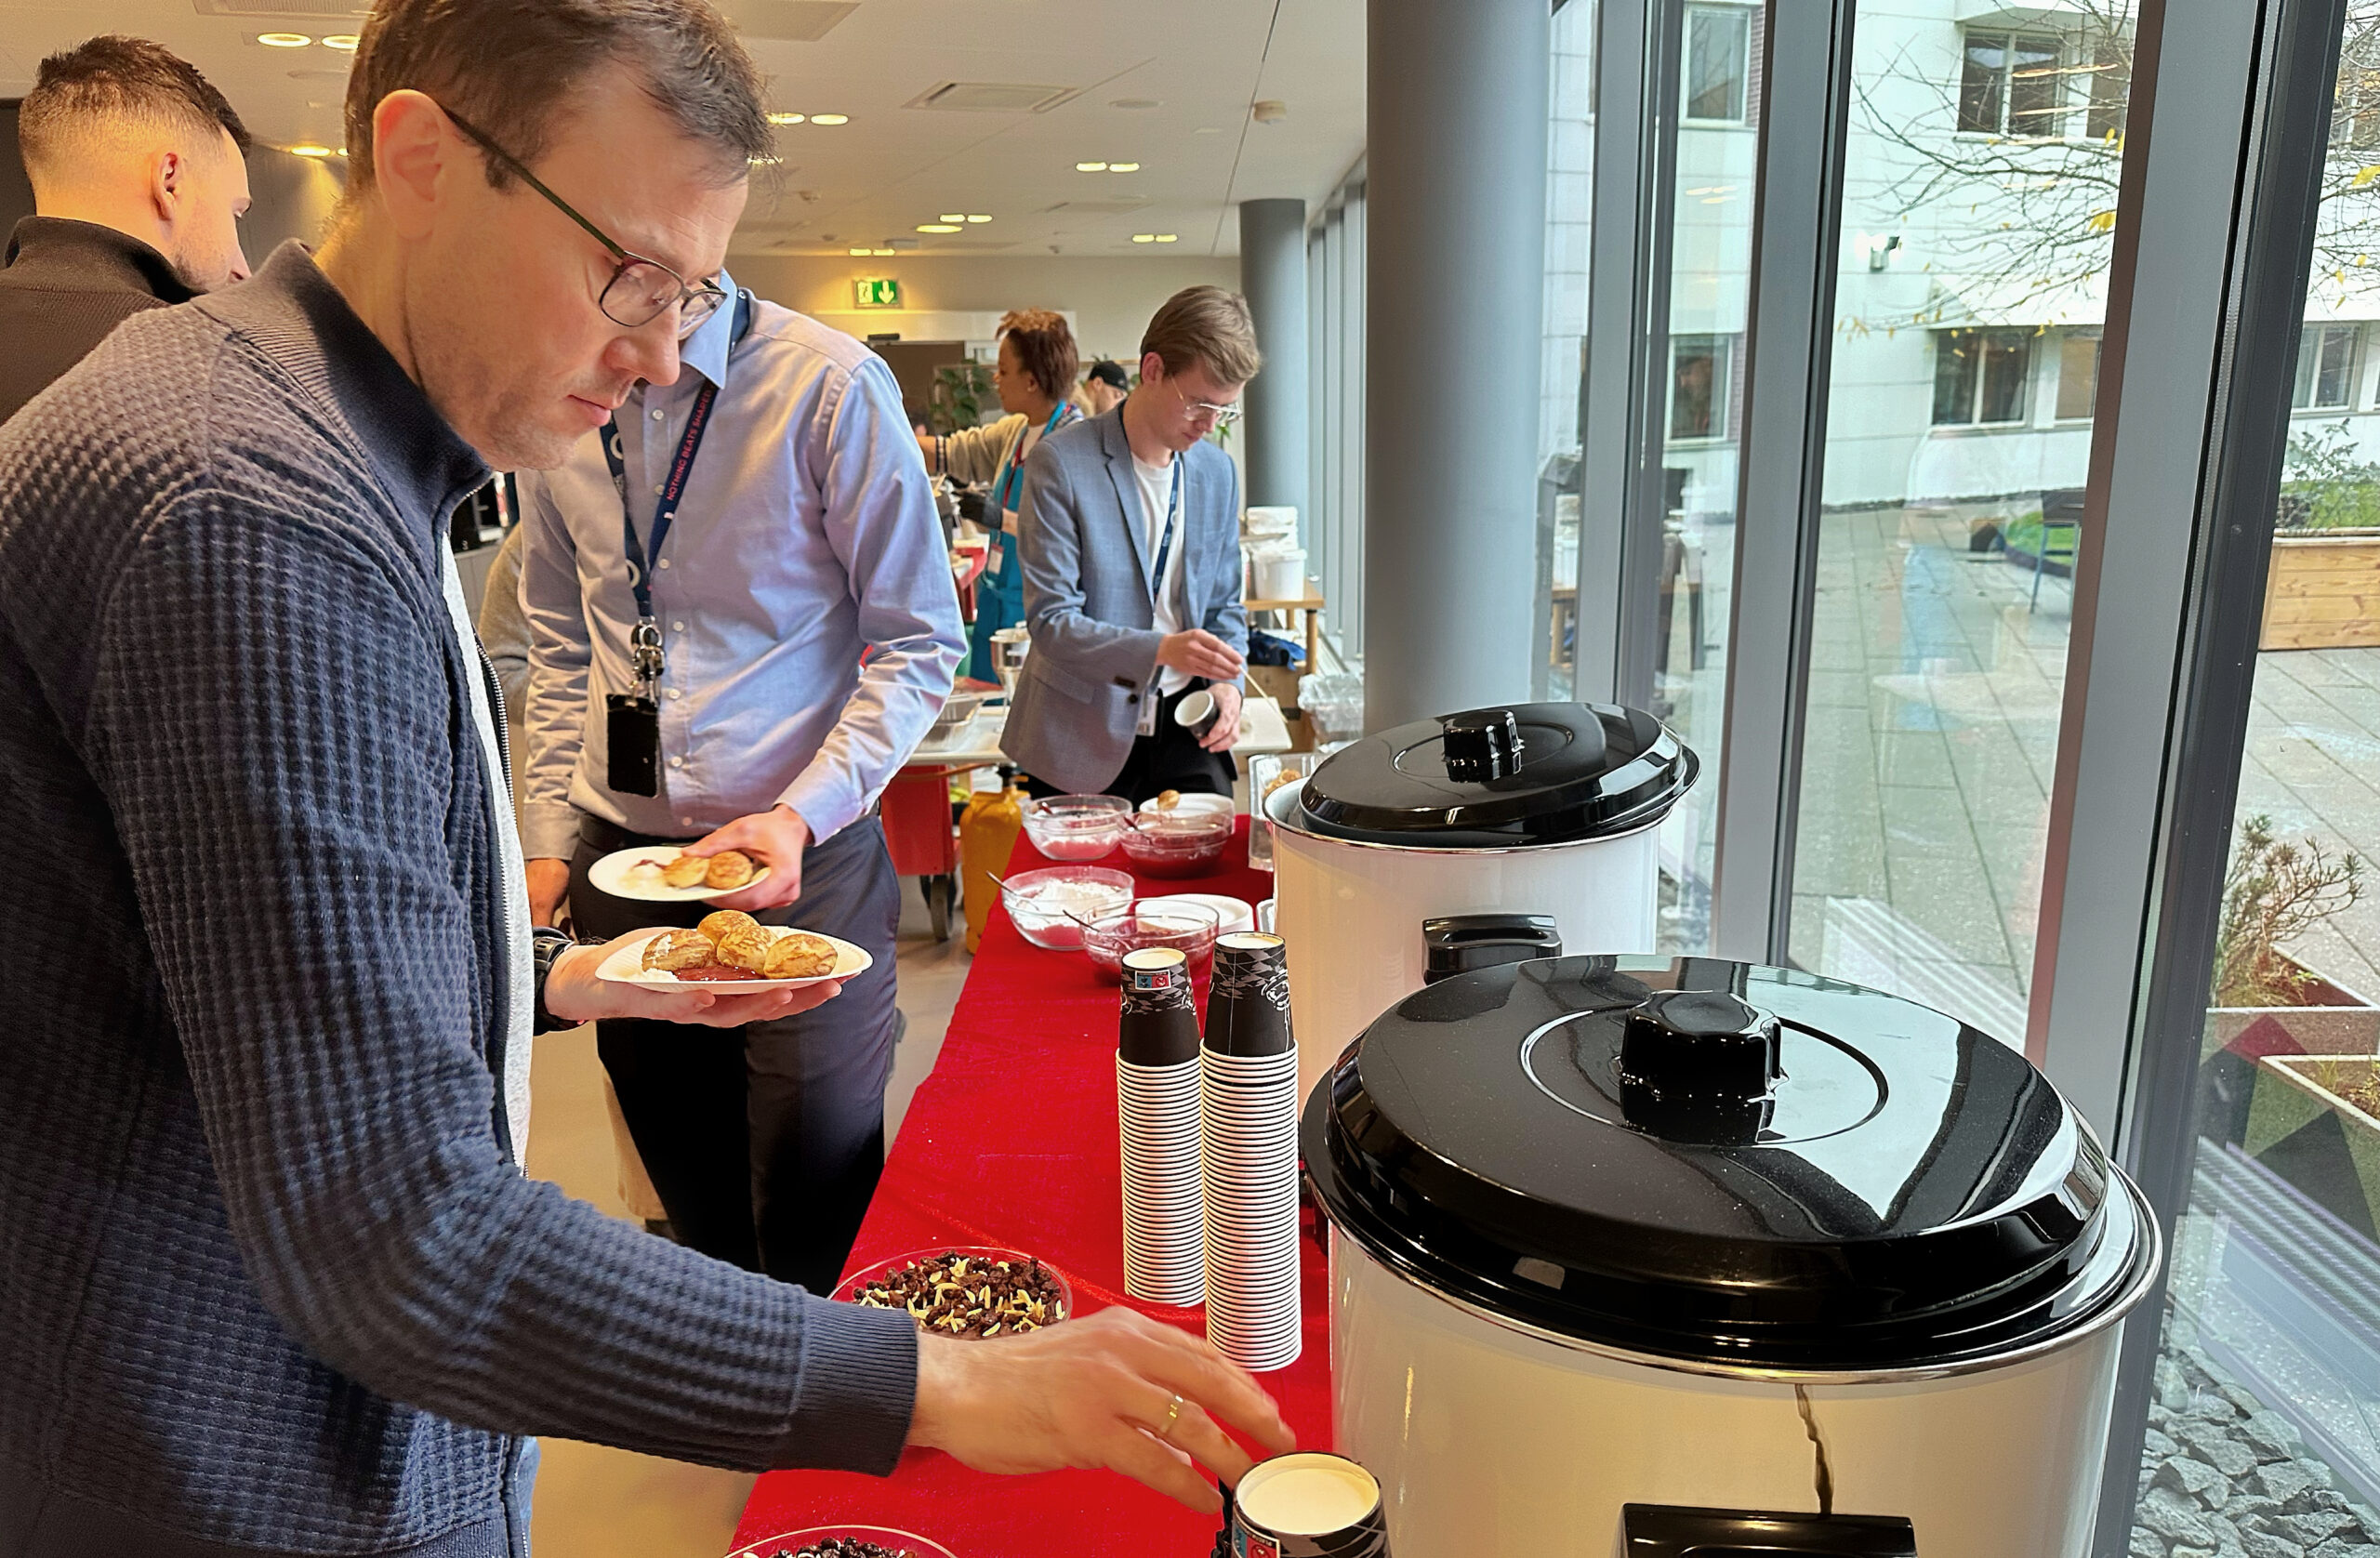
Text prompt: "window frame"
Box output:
[[1931, 327, 2037, 428], [1682, 2, 1754, 125], [1958, 26, 2073, 140], [2291, 322, 2360, 411]]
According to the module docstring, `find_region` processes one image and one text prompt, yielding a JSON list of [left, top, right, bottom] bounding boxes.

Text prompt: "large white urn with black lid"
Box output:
[[1302, 955, 2162, 1558], [1264, 701, 1698, 1107]]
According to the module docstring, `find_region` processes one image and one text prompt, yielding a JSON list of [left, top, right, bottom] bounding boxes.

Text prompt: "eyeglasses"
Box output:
[[440, 104, 728, 339], [1170, 376, 1242, 428]]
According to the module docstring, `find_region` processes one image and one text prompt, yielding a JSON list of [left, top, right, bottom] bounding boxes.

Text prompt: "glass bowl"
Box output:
[[834, 1245, 1074, 1339], [998, 865, 1134, 949], [732, 1526, 959, 1558], [1022, 793, 1130, 862], [1082, 902, 1222, 983], [1120, 809, 1236, 878]]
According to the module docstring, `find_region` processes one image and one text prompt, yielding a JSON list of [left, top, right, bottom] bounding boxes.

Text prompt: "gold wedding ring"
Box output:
[[1159, 1393, 1184, 1436]]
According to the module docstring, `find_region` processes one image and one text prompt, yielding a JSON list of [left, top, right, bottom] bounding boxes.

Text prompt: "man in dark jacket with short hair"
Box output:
[[0, 34, 253, 423]]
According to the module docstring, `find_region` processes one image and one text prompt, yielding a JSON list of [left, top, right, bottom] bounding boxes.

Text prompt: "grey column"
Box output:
[[1238, 198, 1310, 522], [1365, 0, 1549, 732]]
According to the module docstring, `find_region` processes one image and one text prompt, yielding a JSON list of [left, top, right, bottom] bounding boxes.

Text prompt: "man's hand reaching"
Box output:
[[685, 804, 811, 912], [907, 1306, 1294, 1512]]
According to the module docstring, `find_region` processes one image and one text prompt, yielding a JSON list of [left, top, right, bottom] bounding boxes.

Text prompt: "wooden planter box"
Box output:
[[2248, 1053, 2380, 1239], [2261, 528, 2380, 651]]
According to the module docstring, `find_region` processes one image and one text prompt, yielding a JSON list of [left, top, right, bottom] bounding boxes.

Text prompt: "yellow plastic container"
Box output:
[[959, 773, 1026, 953]]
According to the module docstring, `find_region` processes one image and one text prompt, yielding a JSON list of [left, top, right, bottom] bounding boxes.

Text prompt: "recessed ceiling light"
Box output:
[[1155, 233, 1177, 243], [849, 246, 871, 256], [1195, 127, 1223, 135], [917, 222, 962, 233], [872, 248, 897, 257], [809, 113, 849, 125], [258, 32, 311, 47], [321, 33, 358, 50], [1077, 161, 1108, 172], [768, 112, 805, 125], [287, 143, 335, 157], [1131, 233, 1156, 244], [1108, 162, 1141, 173], [1110, 98, 1160, 110], [940, 213, 967, 223], [965, 214, 991, 224]]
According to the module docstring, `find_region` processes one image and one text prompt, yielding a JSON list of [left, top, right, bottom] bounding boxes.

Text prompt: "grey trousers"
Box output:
[[568, 813, 902, 1294]]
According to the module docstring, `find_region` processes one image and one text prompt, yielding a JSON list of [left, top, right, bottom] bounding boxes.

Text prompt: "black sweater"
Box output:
[[0, 216, 195, 425], [0, 244, 916, 1557]]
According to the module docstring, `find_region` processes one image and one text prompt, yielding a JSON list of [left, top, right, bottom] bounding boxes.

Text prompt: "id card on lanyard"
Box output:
[[597, 291, 751, 795], [1135, 456, 1184, 738]]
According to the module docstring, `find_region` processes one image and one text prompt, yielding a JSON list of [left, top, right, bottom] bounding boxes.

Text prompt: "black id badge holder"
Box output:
[[607, 616, 666, 797]]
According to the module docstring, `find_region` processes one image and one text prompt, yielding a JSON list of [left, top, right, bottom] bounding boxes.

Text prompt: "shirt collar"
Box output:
[[3, 216, 195, 306], [675, 267, 740, 390], [194, 242, 490, 548]]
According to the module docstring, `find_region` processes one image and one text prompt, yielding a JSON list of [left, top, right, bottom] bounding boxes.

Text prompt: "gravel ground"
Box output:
[[2131, 1324, 2380, 1558]]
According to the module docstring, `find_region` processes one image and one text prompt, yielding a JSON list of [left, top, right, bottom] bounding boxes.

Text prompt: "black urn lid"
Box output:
[[1302, 956, 2157, 1373], [1293, 702, 1697, 849]]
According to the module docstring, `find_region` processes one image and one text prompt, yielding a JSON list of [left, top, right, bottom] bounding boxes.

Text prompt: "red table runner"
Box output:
[[734, 817, 1332, 1557]]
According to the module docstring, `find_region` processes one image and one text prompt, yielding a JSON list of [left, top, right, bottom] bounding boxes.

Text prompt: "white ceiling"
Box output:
[[0, 0, 1368, 258]]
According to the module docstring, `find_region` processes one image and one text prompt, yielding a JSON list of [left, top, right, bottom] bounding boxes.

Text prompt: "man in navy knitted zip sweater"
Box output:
[[0, 2, 1289, 1552]]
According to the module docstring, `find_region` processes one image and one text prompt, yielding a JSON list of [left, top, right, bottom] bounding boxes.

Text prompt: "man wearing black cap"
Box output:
[[0, 34, 253, 423]]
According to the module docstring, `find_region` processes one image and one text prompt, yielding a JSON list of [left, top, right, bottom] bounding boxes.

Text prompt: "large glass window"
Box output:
[[1540, 0, 1594, 703], [1786, 1, 2122, 1069], [2121, 7, 2380, 1546]]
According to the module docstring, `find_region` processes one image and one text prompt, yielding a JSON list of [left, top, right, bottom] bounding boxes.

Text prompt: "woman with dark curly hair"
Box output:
[[919, 308, 1082, 680]]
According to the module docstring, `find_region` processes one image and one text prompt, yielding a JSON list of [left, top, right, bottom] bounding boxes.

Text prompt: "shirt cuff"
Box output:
[[768, 1294, 919, 1474], [521, 802, 582, 862], [778, 774, 858, 845]]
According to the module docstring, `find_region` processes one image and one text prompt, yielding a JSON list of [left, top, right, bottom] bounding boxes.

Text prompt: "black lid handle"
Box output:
[[1440, 707, 1521, 780], [1618, 989, 1782, 1098], [1421, 914, 1561, 984]]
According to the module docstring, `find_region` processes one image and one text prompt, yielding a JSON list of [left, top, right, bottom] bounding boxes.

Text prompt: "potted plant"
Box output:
[[2202, 815, 2380, 1238], [2262, 422, 2380, 651]]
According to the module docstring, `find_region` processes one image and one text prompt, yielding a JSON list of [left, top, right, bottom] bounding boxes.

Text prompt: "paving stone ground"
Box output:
[[2130, 1324, 2380, 1558]]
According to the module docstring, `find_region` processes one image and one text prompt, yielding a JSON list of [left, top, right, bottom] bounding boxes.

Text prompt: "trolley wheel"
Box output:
[[924, 873, 956, 942]]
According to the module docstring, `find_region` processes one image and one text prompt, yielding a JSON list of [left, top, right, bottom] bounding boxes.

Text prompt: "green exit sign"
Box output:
[[853, 277, 902, 308]]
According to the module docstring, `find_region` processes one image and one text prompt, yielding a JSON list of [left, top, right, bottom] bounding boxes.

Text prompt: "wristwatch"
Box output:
[[531, 925, 580, 1033]]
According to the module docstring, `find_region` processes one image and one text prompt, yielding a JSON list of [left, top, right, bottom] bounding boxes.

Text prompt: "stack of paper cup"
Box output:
[[1200, 931, 1302, 1371], [1117, 947, 1205, 1305]]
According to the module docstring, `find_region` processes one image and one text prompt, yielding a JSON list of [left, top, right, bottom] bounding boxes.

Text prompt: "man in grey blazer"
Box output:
[[1003, 286, 1261, 801]]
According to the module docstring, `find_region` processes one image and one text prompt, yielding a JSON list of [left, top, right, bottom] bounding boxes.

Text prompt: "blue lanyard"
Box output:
[[600, 292, 752, 625], [996, 400, 1072, 517], [1148, 456, 1183, 603]]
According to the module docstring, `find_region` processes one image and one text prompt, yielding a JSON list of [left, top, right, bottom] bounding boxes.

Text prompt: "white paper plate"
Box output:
[[594, 926, 871, 993], [1141, 892, 1256, 935], [588, 846, 774, 904], [1139, 792, 1236, 817]]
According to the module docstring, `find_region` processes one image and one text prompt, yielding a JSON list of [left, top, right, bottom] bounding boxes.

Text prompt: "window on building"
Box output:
[[2084, 34, 2129, 141], [2056, 333, 2102, 421], [2294, 323, 2360, 410], [1670, 335, 1730, 440], [1959, 30, 2066, 139], [1931, 329, 2033, 426], [1684, 5, 1751, 124]]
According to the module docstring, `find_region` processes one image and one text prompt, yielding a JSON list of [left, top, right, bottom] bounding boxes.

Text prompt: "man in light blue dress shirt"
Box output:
[[517, 272, 964, 1290]]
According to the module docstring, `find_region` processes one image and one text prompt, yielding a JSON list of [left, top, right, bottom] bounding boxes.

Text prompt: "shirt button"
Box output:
[[657, 558, 671, 570], [653, 483, 665, 496], [666, 688, 682, 701], [671, 620, 685, 632], [681, 817, 695, 826], [669, 756, 685, 770], [651, 409, 665, 421]]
